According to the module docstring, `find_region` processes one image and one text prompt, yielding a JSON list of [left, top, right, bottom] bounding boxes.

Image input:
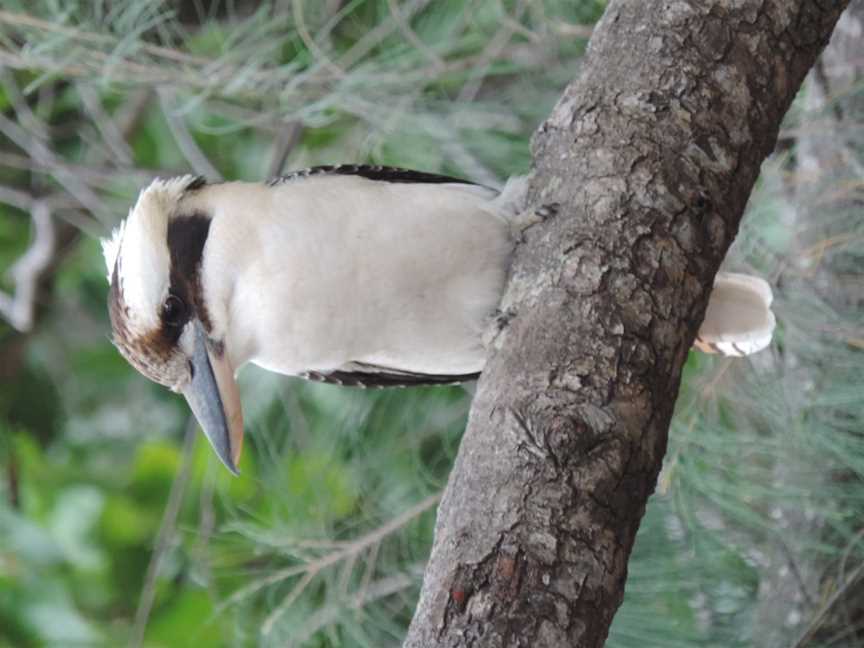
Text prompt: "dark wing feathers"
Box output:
[[300, 362, 479, 389], [267, 164, 484, 188]]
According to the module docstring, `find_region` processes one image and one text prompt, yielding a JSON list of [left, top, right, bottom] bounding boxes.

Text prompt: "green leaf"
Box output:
[[130, 441, 182, 504], [100, 494, 158, 547], [144, 589, 227, 648]]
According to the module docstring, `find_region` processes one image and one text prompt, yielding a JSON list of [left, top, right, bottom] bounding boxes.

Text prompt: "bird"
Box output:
[[102, 165, 776, 474]]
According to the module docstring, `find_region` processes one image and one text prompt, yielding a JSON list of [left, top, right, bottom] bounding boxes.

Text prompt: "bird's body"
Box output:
[[184, 174, 509, 381], [103, 165, 776, 472]]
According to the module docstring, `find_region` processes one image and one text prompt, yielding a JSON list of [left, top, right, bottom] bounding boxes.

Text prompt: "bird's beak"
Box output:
[[182, 320, 244, 475]]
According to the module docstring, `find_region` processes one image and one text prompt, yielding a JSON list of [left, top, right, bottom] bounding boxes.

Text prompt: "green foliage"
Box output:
[[0, 1, 862, 647]]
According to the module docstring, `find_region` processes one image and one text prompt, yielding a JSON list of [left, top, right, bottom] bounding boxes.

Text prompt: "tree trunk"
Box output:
[[404, 2, 851, 647]]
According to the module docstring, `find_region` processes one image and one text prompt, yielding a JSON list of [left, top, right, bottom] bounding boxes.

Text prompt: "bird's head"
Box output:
[[103, 176, 243, 474]]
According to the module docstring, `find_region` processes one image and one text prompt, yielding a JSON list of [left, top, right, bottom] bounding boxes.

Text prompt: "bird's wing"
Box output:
[[299, 361, 479, 389], [268, 164, 497, 195]]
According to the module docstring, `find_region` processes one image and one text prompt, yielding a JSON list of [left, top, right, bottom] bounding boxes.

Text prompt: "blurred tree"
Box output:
[[753, 2, 864, 645]]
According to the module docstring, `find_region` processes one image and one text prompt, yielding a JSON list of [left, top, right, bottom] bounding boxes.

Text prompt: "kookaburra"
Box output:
[[103, 166, 775, 474]]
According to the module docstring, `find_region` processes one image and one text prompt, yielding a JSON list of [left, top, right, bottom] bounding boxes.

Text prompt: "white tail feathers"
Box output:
[[694, 273, 775, 357]]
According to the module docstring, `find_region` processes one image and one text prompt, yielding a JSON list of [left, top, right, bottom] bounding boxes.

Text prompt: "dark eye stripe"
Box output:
[[165, 213, 213, 333]]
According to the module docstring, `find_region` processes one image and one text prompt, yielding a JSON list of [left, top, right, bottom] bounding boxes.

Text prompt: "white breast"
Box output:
[[194, 176, 513, 377]]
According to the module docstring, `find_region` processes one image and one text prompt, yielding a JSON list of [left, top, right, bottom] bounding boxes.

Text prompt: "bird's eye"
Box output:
[[162, 294, 187, 328]]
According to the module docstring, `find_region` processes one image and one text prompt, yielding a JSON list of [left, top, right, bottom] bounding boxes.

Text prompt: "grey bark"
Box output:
[[404, 2, 851, 647], [754, 2, 864, 645]]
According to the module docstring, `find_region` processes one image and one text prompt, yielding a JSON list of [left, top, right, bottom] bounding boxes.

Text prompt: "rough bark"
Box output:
[[404, 2, 851, 647]]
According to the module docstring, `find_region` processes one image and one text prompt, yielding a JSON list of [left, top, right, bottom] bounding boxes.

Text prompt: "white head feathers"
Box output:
[[102, 176, 197, 334], [101, 219, 125, 284]]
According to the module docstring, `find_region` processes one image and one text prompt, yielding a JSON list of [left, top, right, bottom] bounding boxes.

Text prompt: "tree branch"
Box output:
[[130, 418, 198, 648], [77, 82, 135, 167], [0, 111, 110, 223], [405, 2, 851, 646], [0, 200, 55, 333], [157, 88, 224, 181]]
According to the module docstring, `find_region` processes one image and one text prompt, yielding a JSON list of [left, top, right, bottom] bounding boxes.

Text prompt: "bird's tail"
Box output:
[[693, 272, 775, 357]]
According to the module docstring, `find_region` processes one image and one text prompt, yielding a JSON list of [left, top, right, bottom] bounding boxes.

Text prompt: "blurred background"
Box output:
[[0, 1, 862, 646]]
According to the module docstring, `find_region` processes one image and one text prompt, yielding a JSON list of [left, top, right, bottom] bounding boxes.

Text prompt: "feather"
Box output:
[[101, 220, 125, 283], [300, 362, 478, 389], [485, 174, 529, 221], [267, 164, 491, 189], [694, 272, 776, 357]]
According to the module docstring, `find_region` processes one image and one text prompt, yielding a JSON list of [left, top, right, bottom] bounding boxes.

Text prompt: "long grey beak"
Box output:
[[182, 320, 244, 475]]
